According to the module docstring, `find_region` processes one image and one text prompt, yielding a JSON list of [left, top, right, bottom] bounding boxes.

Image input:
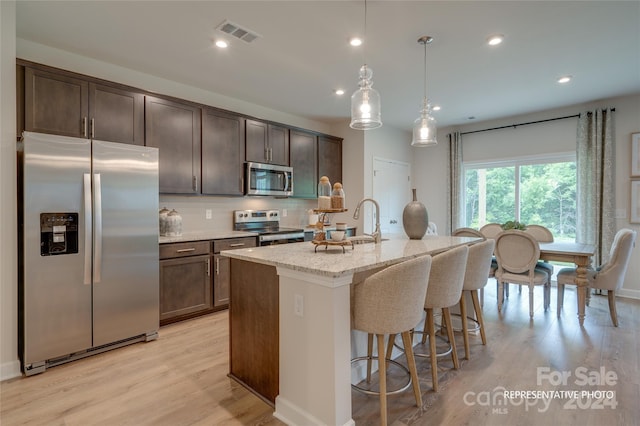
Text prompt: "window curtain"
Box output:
[[576, 108, 615, 266], [447, 132, 462, 234]]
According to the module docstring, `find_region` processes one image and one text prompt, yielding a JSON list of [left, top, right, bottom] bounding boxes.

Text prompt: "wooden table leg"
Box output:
[[574, 258, 591, 326]]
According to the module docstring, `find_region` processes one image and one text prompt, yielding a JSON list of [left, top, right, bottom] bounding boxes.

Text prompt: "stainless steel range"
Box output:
[[233, 210, 305, 246]]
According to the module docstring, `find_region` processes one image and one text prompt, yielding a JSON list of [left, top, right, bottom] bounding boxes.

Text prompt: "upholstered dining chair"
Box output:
[[494, 230, 550, 318], [351, 255, 432, 426], [452, 227, 485, 238], [556, 228, 636, 326], [479, 223, 503, 239], [458, 239, 495, 360], [415, 245, 469, 391], [524, 224, 555, 280]]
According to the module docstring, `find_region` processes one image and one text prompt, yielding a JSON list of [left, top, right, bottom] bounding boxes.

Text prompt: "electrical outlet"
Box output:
[[205, 209, 212, 219], [294, 294, 304, 317], [282, 209, 287, 217]]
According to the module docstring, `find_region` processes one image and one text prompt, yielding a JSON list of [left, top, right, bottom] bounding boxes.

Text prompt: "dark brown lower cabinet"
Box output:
[[229, 259, 279, 405], [212, 236, 257, 308], [159, 241, 212, 325]]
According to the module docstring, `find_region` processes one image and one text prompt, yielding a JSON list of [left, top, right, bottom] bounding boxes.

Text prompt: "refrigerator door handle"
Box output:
[[93, 173, 103, 283], [83, 173, 92, 285]]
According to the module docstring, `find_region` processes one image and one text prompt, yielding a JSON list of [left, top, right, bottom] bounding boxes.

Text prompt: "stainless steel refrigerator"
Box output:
[[18, 131, 159, 376]]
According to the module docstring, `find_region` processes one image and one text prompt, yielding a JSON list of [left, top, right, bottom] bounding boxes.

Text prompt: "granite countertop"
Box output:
[[220, 234, 480, 278], [159, 230, 257, 244]]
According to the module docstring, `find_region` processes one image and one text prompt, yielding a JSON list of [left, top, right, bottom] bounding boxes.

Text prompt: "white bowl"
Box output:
[[331, 231, 345, 241]]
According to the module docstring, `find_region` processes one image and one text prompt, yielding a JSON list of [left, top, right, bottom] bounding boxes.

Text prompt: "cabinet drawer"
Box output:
[[213, 237, 257, 253], [160, 241, 210, 259]]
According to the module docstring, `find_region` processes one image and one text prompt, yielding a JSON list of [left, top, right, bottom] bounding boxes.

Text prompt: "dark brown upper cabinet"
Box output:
[[202, 108, 245, 196], [318, 135, 343, 186], [289, 129, 318, 199], [23, 66, 144, 145], [24, 67, 88, 138], [245, 119, 289, 166], [89, 84, 144, 145], [145, 96, 202, 194]]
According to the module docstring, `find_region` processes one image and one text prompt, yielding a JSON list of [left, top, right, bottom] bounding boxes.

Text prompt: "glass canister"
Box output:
[[159, 207, 170, 236], [331, 182, 345, 210], [165, 209, 183, 236], [318, 176, 332, 210]]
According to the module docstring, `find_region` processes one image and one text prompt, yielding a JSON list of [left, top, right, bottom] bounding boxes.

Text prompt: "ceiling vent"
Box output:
[[216, 20, 261, 44]]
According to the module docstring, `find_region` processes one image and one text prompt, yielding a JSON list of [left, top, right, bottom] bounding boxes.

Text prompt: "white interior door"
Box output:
[[372, 158, 411, 235]]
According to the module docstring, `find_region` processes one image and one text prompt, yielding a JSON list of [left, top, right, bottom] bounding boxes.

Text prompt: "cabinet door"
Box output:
[[290, 129, 318, 198], [24, 67, 89, 138], [213, 254, 230, 307], [245, 119, 268, 163], [318, 135, 343, 185], [145, 96, 201, 194], [202, 109, 245, 195], [89, 83, 144, 145], [268, 124, 289, 166], [159, 255, 212, 324]]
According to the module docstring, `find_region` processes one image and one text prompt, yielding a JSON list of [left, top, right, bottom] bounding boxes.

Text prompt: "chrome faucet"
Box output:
[[353, 198, 382, 243]]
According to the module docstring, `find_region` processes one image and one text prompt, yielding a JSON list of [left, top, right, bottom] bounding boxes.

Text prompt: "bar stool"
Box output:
[[351, 255, 432, 426], [458, 239, 495, 360], [413, 245, 469, 391]]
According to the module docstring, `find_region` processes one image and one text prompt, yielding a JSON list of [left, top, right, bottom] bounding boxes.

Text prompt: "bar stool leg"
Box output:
[[426, 308, 438, 392], [377, 334, 388, 426], [442, 307, 460, 369], [557, 283, 564, 317], [471, 290, 487, 345], [459, 291, 471, 360], [366, 333, 373, 383], [401, 331, 422, 406]]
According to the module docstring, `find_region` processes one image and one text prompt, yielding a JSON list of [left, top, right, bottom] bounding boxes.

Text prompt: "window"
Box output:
[[462, 153, 576, 242]]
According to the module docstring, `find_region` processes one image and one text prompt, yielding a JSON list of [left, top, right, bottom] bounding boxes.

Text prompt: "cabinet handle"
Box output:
[[269, 147, 273, 162], [192, 175, 198, 192], [265, 147, 269, 162], [229, 243, 245, 247], [216, 257, 220, 275], [207, 258, 211, 276], [82, 117, 87, 138], [176, 248, 196, 253], [91, 118, 95, 139]]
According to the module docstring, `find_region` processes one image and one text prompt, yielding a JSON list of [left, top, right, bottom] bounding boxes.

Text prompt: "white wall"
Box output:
[[0, 0, 20, 381], [413, 93, 640, 298]]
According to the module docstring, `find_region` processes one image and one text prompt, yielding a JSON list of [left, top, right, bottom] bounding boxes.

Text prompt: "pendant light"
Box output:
[[350, 0, 382, 130], [411, 36, 437, 146]]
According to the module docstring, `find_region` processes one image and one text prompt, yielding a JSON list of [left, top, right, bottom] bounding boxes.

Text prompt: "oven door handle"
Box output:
[[259, 233, 305, 243]]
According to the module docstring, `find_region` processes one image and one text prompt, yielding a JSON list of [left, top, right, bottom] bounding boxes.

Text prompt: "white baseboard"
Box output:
[[274, 395, 355, 426], [1, 359, 22, 382], [617, 288, 640, 300]]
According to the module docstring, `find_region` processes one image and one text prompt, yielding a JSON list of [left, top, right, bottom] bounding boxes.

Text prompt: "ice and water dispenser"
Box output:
[[40, 213, 79, 256]]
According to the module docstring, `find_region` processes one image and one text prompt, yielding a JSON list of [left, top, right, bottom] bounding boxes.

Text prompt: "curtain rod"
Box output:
[[460, 108, 615, 136]]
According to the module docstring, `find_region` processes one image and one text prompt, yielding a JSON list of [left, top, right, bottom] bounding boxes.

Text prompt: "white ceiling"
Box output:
[[15, 1, 640, 130]]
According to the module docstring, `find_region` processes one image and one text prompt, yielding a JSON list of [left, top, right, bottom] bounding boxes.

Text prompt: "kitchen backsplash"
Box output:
[[159, 195, 317, 233]]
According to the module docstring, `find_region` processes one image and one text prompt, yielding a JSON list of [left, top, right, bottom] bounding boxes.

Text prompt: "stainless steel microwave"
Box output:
[[245, 162, 293, 196]]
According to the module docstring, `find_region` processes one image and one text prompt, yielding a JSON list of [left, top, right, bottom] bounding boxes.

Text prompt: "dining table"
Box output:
[[538, 241, 596, 326]]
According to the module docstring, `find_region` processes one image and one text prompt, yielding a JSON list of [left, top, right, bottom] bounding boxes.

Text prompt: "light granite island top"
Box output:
[[221, 234, 480, 426], [221, 234, 478, 279]]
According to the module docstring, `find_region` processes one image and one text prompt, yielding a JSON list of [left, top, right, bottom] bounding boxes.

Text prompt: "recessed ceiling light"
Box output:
[[350, 37, 362, 47], [215, 40, 228, 48], [557, 75, 572, 84], [432, 105, 441, 111], [334, 89, 345, 96], [487, 34, 504, 46]]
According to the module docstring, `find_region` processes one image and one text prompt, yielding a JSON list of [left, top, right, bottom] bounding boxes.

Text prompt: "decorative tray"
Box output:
[[311, 239, 354, 253]]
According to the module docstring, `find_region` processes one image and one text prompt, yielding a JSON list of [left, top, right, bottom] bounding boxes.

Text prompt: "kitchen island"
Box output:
[[221, 234, 479, 426]]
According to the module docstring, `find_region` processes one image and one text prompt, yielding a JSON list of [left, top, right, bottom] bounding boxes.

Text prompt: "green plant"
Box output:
[[502, 220, 527, 230]]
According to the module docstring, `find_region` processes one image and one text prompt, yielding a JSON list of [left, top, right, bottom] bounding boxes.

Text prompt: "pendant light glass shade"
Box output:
[[412, 99, 437, 146], [411, 35, 437, 147], [350, 65, 382, 130]]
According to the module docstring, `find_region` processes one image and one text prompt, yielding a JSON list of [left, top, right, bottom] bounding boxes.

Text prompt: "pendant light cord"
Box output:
[[423, 38, 427, 102], [363, 0, 368, 65]]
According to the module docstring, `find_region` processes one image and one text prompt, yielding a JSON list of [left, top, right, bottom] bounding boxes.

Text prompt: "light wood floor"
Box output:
[[2, 281, 638, 425]]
